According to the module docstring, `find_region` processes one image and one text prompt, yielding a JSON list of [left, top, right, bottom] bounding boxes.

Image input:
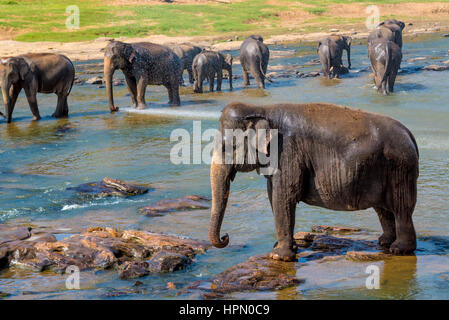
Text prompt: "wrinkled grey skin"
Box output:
[[317, 35, 351, 79], [368, 38, 402, 95], [104, 41, 181, 111], [169, 44, 202, 85], [368, 19, 405, 49], [209, 102, 419, 261], [192, 50, 233, 93], [0, 53, 74, 123], [240, 35, 271, 89]]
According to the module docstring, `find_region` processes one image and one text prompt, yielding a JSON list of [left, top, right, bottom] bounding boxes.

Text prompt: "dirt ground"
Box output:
[[1, 2, 449, 61]]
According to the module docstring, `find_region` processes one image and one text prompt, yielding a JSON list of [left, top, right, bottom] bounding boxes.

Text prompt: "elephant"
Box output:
[[317, 35, 351, 78], [368, 38, 402, 95], [169, 44, 202, 85], [368, 19, 405, 49], [104, 41, 181, 111], [209, 102, 419, 261], [0, 53, 75, 123], [192, 50, 233, 93], [240, 35, 271, 89]]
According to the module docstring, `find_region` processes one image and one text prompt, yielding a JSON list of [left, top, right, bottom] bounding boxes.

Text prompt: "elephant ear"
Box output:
[[344, 36, 352, 47], [18, 58, 31, 81], [125, 46, 136, 63]]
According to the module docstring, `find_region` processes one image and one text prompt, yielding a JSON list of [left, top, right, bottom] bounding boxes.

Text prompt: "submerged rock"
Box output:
[[423, 64, 449, 71], [345, 251, 391, 261], [68, 177, 150, 198], [148, 251, 191, 273], [208, 255, 303, 294], [0, 226, 208, 280], [138, 195, 210, 217], [311, 225, 361, 234]]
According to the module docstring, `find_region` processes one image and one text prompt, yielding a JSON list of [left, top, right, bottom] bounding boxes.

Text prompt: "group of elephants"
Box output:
[[0, 19, 420, 262], [318, 19, 405, 95]]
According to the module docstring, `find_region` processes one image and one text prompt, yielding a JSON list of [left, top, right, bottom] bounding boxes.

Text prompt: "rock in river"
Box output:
[[138, 195, 210, 217], [0, 226, 208, 279], [68, 177, 150, 198]]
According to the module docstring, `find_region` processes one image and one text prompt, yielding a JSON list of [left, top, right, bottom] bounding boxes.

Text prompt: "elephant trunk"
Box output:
[[208, 160, 233, 248], [104, 57, 118, 112], [1, 83, 11, 123]]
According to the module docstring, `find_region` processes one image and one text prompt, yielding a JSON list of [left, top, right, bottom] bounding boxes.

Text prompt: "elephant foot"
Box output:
[[378, 233, 395, 248], [33, 115, 42, 121], [269, 246, 297, 262], [136, 103, 147, 110], [109, 106, 119, 112], [389, 239, 416, 255], [170, 101, 181, 106]]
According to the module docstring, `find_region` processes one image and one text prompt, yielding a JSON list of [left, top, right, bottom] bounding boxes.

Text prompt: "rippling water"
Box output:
[[0, 34, 448, 299]]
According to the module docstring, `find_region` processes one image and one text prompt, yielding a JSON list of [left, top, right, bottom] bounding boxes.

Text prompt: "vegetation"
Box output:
[[0, 0, 448, 42]]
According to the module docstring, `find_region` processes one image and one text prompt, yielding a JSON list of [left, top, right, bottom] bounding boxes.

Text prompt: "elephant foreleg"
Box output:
[[9, 84, 21, 112], [124, 74, 138, 108], [136, 77, 147, 110], [24, 86, 40, 121], [268, 175, 297, 262], [187, 66, 194, 84]]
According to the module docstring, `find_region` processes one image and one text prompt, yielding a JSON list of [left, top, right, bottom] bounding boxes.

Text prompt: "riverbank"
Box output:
[[0, 21, 448, 62], [1, 1, 449, 61]]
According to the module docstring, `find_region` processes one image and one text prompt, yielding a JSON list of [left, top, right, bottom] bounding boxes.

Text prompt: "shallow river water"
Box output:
[[0, 34, 448, 299]]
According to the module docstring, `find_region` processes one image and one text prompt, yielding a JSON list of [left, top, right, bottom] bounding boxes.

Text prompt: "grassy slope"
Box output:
[[1, 0, 449, 42]]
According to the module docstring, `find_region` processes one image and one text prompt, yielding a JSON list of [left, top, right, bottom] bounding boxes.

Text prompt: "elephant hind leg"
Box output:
[[388, 69, 398, 93], [388, 168, 418, 255], [374, 207, 396, 248], [52, 93, 67, 118]]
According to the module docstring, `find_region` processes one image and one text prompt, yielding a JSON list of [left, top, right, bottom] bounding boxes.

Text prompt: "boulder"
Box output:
[[148, 251, 191, 273], [68, 177, 150, 198], [346, 251, 391, 261], [0, 226, 208, 280], [311, 225, 361, 234], [423, 64, 449, 71], [138, 195, 210, 217], [208, 255, 303, 294], [86, 76, 103, 85]]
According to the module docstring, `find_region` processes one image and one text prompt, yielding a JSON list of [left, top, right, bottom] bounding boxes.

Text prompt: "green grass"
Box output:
[[1, 0, 449, 42]]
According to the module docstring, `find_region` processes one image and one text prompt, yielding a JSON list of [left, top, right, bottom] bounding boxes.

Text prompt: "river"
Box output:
[[0, 34, 448, 299]]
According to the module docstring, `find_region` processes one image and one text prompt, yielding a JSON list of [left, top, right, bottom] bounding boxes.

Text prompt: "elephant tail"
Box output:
[[65, 56, 76, 96], [259, 57, 273, 83]]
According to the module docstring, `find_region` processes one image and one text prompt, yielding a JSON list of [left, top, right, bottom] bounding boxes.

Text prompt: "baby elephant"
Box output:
[[192, 50, 233, 93], [0, 53, 75, 123], [317, 35, 351, 79], [368, 38, 402, 95]]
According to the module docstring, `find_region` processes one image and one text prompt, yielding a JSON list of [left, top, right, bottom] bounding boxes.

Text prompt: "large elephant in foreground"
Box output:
[[368, 38, 402, 95], [317, 35, 351, 78], [169, 44, 202, 85], [104, 41, 181, 111], [368, 19, 405, 49], [209, 102, 419, 261], [240, 35, 271, 89], [0, 53, 74, 123]]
